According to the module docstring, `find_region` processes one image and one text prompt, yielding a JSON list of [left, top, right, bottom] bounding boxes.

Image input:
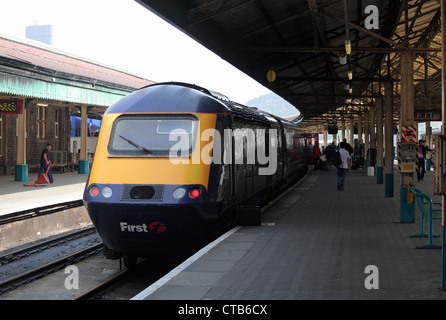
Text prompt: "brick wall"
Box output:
[[1, 104, 71, 174]]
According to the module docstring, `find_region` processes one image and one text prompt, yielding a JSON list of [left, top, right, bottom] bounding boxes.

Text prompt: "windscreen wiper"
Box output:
[[119, 135, 151, 154]]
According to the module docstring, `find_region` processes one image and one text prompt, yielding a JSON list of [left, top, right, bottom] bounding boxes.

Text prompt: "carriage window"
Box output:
[[108, 115, 198, 156]]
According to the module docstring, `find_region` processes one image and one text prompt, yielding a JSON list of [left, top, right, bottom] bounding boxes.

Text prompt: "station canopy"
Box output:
[[0, 35, 154, 119], [137, 0, 442, 128]]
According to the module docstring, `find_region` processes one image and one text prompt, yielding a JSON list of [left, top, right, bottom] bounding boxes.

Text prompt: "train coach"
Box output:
[[83, 82, 307, 267]]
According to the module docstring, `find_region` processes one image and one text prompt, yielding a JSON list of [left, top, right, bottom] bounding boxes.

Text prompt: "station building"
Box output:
[[0, 35, 153, 179]]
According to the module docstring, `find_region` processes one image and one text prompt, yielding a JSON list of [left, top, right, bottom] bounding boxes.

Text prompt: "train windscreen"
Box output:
[[107, 115, 198, 156]]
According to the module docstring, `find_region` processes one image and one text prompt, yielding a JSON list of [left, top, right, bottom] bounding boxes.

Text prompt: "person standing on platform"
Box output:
[[39, 143, 54, 184], [313, 142, 322, 170], [354, 139, 364, 168], [324, 142, 336, 169], [343, 138, 353, 155], [337, 141, 351, 191], [416, 140, 432, 182]]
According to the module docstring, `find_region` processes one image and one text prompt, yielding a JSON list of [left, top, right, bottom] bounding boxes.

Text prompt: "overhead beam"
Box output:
[[307, 0, 336, 103], [241, 46, 440, 53], [277, 76, 439, 82], [290, 92, 376, 98], [187, 0, 251, 26], [320, 8, 401, 47]]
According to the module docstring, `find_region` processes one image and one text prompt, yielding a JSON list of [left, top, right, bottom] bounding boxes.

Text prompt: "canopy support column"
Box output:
[[79, 105, 89, 174], [15, 98, 27, 181]]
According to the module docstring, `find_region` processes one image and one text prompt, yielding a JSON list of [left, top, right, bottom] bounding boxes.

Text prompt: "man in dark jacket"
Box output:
[[343, 138, 353, 155], [38, 143, 54, 184], [417, 140, 432, 182], [324, 143, 336, 169]]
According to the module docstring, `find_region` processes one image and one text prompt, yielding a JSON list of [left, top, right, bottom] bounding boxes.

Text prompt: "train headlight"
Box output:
[[89, 185, 100, 197], [101, 186, 113, 198], [172, 187, 186, 199]]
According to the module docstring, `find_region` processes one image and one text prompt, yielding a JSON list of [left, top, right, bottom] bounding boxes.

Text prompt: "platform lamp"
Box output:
[[345, 40, 352, 55], [344, 82, 353, 102], [267, 69, 276, 82], [348, 70, 353, 80], [345, 39, 353, 81]]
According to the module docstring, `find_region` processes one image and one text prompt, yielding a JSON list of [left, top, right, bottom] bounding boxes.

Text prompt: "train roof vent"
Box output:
[[208, 90, 230, 102], [226, 102, 270, 126]]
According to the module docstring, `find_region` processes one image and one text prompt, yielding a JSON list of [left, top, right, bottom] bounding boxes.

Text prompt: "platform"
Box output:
[[0, 172, 87, 216], [133, 167, 446, 300]]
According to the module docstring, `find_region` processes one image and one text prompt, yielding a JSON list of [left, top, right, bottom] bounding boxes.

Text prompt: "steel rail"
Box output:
[[74, 269, 129, 300], [0, 242, 102, 296], [0, 226, 97, 266]]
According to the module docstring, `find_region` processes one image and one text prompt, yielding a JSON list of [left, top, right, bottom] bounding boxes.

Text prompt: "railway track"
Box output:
[[0, 227, 103, 296], [74, 268, 130, 300], [0, 225, 202, 299], [0, 226, 98, 266], [0, 200, 183, 300], [0, 172, 308, 299]]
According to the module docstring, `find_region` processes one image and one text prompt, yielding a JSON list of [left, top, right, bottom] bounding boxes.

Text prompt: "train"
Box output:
[[83, 82, 308, 268]]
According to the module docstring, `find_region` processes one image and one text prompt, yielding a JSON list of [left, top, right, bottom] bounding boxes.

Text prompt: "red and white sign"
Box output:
[[401, 126, 417, 142]]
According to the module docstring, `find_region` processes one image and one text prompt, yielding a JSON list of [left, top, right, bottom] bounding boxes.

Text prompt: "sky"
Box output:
[[0, 0, 273, 104]]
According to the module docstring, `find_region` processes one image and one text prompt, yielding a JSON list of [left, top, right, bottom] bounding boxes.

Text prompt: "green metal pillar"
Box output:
[[400, 187, 415, 223], [364, 109, 369, 172], [358, 113, 363, 152], [399, 52, 416, 223], [15, 99, 28, 182], [384, 80, 394, 197], [442, 226, 446, 289], [376, 93, 384, 184], [377, 167, 384, 184], [441, 226, 446, 290], [78, 105, 90, 174], [440, 0, 446, 291], [78, 160, 89, 174], [385, 173, 393, 197]]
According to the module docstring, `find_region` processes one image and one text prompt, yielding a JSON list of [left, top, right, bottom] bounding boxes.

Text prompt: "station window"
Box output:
[[55, 108, 59, 139], [37, 106, 47, 140]]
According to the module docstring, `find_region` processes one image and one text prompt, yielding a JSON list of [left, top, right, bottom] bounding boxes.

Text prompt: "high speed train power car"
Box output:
[[83, 82, 307, 267]]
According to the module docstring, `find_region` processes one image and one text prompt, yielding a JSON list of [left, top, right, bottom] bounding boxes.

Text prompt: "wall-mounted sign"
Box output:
[[401, 125, 417, 142], [414, 109, 441, 122], [398, 142, 417, 173], [0, 99, 23, 114]]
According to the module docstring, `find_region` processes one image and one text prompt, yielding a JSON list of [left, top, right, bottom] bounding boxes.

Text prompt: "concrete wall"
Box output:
[[0, 206, 92, 251]]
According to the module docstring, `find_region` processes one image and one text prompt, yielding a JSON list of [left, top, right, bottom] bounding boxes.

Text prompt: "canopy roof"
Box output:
[[0, 35, 154, 109], [137, 0, 442, 127]]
